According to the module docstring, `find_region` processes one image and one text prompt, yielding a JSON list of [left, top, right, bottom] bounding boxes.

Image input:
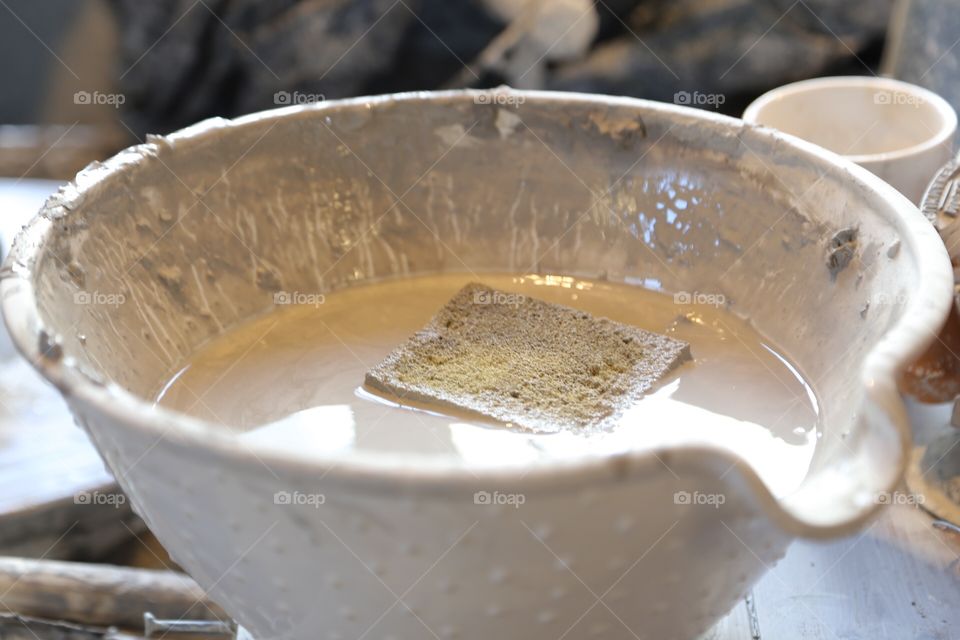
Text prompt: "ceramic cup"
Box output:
[[743, 76, 957, 204]]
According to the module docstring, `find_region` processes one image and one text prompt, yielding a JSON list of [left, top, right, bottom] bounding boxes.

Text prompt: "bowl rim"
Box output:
[[2, 89, 953, 538], [741, 75, 958, 165]]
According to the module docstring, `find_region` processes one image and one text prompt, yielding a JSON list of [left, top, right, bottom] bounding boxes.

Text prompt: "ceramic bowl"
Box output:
[[743, 76, 957, 204], [1, 90, 952, 640]]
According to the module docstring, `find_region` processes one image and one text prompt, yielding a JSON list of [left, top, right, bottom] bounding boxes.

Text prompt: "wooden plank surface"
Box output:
[[708, 503, 959, 639], [753, 504, 958, 639]]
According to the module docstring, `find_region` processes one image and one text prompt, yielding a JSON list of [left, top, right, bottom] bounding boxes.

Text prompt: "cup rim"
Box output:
[[742, 75, 958, 164]]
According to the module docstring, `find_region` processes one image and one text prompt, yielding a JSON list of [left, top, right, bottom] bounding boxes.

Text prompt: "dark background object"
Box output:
[[0, 1, 81, 124], [107, 0, 424, 135], [550, 0, 892, 116], [885, 0, 960, 116], [0, 0, 893, 136], [98, 0, 892, 135]]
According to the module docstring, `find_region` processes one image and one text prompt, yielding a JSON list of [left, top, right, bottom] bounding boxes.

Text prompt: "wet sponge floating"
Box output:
[[364, 282, 691, 432]]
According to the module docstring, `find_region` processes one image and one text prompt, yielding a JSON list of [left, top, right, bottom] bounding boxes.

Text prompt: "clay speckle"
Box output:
[[66, 261, 85, 287], [826, 227, 859, 279], [38, 330, 63, 361], [587, 111, 646, 146], [157, 265, 183, 291], [434, 123, 480, 149], [255, 265, 282, 291], [495, 109, 522, 139]]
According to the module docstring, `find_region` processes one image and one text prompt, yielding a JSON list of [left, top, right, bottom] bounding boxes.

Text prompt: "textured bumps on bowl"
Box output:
[[364, 282, 692, 432]]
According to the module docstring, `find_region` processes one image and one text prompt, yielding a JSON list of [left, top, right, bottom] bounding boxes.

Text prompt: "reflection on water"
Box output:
[[241, 404, 356, 455], [614, 172, 739, 260]]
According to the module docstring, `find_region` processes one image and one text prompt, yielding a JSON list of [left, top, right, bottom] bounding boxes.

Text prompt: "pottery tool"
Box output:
[[0, 613, 251, 640], [0, 556, 227, 629]]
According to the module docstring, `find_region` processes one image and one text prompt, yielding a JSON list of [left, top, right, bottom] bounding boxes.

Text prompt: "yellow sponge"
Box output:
[[365, 282, 691, 432]]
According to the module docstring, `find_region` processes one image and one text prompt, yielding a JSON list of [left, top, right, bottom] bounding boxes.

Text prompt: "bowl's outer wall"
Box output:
[[2, 92, 952, 639], [73, 396, 791, 639]]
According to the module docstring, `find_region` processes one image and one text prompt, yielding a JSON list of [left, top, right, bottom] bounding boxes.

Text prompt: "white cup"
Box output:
[[743, 76, 957, 204]]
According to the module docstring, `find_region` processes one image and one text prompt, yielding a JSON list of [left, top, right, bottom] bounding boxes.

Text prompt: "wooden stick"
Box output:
[[0, 613, 155, 640], [0, 557, 228, 630], [0, 613, 116, 640], [0, 612, 234, 640]]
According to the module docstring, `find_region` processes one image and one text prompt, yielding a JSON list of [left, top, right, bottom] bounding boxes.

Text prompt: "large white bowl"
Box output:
[[1, 90, 952, 640]]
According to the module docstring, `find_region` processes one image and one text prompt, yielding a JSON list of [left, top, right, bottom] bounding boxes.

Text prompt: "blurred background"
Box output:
[[5, 0, 960, 182], [0, 0, 932, 182]]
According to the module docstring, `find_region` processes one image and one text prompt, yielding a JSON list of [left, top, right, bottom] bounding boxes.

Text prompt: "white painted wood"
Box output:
[[751, 504, 959, 639], [708, 492, 960, 639]]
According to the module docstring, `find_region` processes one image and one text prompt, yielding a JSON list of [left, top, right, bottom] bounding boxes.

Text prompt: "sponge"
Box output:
[[364, 282, 691, 432]]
